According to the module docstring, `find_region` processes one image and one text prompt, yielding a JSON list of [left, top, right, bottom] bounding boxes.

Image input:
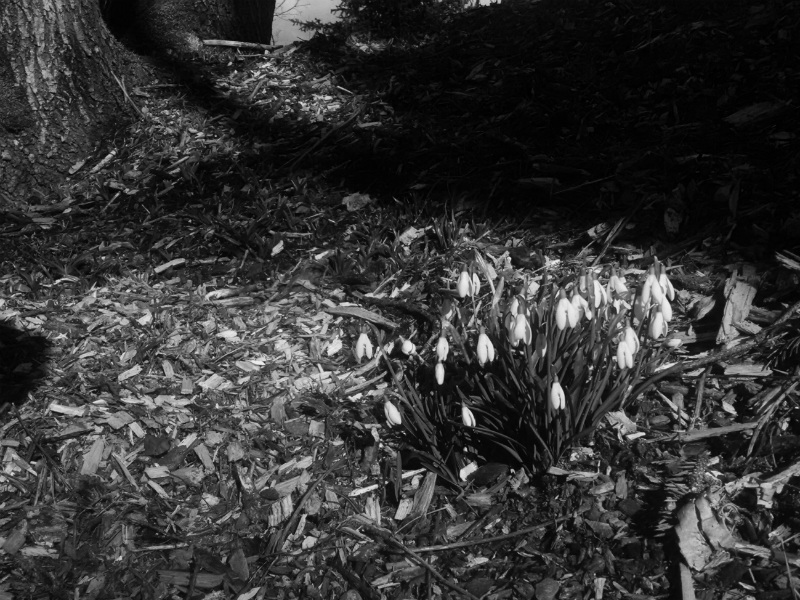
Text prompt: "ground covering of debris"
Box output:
[[1, 0, 800, 598]]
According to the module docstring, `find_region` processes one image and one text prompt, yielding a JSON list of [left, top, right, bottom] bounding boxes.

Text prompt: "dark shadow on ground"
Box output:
[[145, 0, 795, 249], [0, 321, 50, 419]]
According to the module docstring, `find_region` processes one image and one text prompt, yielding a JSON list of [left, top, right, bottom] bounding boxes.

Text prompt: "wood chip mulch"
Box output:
[[1, 0, 800, 598]]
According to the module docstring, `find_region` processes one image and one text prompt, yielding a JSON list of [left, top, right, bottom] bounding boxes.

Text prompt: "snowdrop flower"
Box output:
[[624, 323, 640, 355], [556, 291, 579, 330], [608, 269, 628, 295], [592, 277, 608, 308], [400, 337, 416, 356], [435, 362, 445, 385], [471, 272, 481, 296], [649, 307, 666, 339], [511, 313, 533, 346], [507, 295, 521, 317], [436, 336, 449, 362], [457, 268, 480, 298], [659, 271, 675, 301], [579, 272, 590, 294], [550, 379, 566, 411], [647, 272, 663, 305], [660, 296, 673, 322], [457, 269, 472, 298], [384, 400, 402, 426], [476, 329, 495, 366], [355, 332, 373, 362], [461, 404, 476, 427], [616, 340, 633, 369], [571, 291, 592, 321]]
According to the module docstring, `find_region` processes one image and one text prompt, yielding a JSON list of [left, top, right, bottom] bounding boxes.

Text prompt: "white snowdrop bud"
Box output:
[[476, 330, 494, 366], [384, 400, 402, 426], [355, 332, 373, 362], [550, 379, 566, 411], [436, 336, 449, 362], [435, 362, 445, 385], [461, 404, 476, 427]]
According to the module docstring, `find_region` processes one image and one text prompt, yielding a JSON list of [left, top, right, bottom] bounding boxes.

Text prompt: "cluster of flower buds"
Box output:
[[633, 259, 675, 340], [504, 295, 533, 347], [616, 322, 641, 369], [556, 289, 579, 330], [372, 258, 679, 427]]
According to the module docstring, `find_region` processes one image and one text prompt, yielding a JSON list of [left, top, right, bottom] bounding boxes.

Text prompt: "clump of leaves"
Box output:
[[383, 253, 677, 479]]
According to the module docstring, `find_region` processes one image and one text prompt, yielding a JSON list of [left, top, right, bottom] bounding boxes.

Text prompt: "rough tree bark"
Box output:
[[0, 0, 275, 199], [0, 0, 147, 199]]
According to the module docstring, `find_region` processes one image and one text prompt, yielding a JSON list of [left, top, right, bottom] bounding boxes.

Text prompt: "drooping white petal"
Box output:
[[616, 340, 633, 369], [648, 273, 664, 305], [355, 332, 373, 362], [567, 300, 580, 328], [556, 297, 571, 331], [659, 272, 675, 301], [611, 273, 628, 295], [471, 272, 481, 297], [640, 278, 652, 308], [592, 279, 608, 308], [461, 404, 476, 427], [436, 336, 449, 362], [457, 270, 472, 298], [435, 362, 445, 385], [550, 380, 566, 411], [649, 308, 666, 339], [572, 292, 592, 321], [633, 294, 646, 322], [513, 313, 532, 346], [660, 296, 673, 322], [384, 400, 402, 426], [477, 332, 494, 366], [624, 324, 640, 355]]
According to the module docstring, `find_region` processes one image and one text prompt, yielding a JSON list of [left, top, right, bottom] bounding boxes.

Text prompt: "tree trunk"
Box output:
[[0, 0, 275, 199], [0, 0, 146, 198]]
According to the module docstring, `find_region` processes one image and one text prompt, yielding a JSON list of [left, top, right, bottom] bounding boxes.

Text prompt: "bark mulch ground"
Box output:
[[1, 0, 799, 598]]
